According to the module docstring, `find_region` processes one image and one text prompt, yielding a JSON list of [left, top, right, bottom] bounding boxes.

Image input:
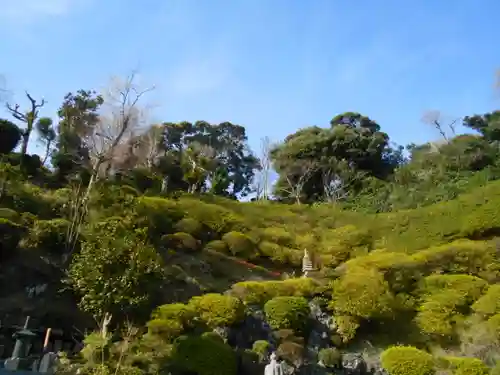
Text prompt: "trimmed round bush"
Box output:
[[162, 232, 200, 252], [381, 346, 435, 375], [264, 296, 310, 332], [188, 293, 245, 328], [171, 335, 237, 375], [204, 239, 228, 253], [0, 119, 21, 154], [442, 357, 489, 375], [231, 278, 318, 305], [201, 331, 224, 342], [318, 347, 342, 368], [174, 217, 203, 237], [147, 303, 195, 340], [222, 231, 255, 256]]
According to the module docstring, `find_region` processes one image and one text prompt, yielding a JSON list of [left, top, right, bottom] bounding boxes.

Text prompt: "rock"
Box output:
[[341, 353, 367, 375]]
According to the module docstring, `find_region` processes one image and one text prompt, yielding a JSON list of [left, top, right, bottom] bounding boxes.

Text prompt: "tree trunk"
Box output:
[[20, 130, 30, 158]]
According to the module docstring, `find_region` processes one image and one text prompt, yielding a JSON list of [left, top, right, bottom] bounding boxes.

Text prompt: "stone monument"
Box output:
[[302, 249, 314, 277], [264, 352, 284, 375], [3, 316, 37, 371]]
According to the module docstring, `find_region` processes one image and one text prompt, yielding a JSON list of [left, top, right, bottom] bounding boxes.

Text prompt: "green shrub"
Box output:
[[231, 278, 318, 305], [201, 331, 224, 342], [264, 296, 310, 332], [491, 362, 500, 375], [472, 284, 500, 316], [331, 267, 395, 319], [0, 218, 22, 259], [0, 208, 19, 221], [334, 315, 359, 343], [204, 239, 228, 253], [319, 225, 372, 266], [251, 340, 270, 361], [147, 303, 195, 340], [318, 347, 342, 368], [415, 275, 488, 336], [222, 231, 255, 256], [441, 356, 489, 375], [22, 218, 71, 255], [0, 118, 21, 154], [171, 335, 237, 375], [380, 346, 435, 375], [188, 293, 245, 328], [136, 197, 184, 238], [261, 227, 294, 247], [174, 217, 204, 237], [257, 240, 281, 258], [162, 232, 200, 252]]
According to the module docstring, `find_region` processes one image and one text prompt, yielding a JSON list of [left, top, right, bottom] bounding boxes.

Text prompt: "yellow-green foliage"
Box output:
[[147, 303, 195, 340], [264, 296, 310, 332], [472, 284, 500, 316], [415, 275, 487, 336], [188, 293, 245, 328], [251, 340, 270, 360], [222, 231, 255, 256], [318, 225, 372, 266], [171, 335, 237, 375], [204, 239, 228, 253], [22, 218, 71, 255], [334, 315, 360, 343], [0, 207, 19, 221], [380, 346, 435, 375], [318, 347, 342, 368], [231, 278, 318, 305], [174, 217, 204, 237], [440, 356, 489, 375], [342, 241, 500, 289], [331, 268, 395, 319], [162, 232, 200, 252], [485, 313, 500, 336], [370, 180, 500, 252]]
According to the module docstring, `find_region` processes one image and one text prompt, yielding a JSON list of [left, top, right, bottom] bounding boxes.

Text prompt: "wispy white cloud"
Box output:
[[0, 0, 89, 25]]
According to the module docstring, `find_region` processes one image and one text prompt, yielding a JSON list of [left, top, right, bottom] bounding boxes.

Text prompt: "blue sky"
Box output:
[[1, 0, 499, 157]]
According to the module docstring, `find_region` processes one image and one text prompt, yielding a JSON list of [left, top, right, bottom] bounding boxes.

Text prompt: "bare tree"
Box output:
[[321, 161, 366, 203], [82, 71, 155, 201], [65, 72, 154, 263], [6, 91, 46, 158], [260, 136, 272, 200], [135, 124, 164, 168], [280, 161, 317, 204], [421, 110, 459, 142], [251, 136, 275, 200]]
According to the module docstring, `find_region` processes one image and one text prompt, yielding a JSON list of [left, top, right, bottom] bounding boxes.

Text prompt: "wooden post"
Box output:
[[43, 328, 52, 352]]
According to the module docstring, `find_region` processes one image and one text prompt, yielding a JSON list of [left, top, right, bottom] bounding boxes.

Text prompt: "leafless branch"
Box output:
[[5, 91, 46, 157], [252, 136, 273, 200], [321, 162, 366, 203], [84, 71, 155, 177], [280, 161, 317, 204], [421, 110, 459, 142]]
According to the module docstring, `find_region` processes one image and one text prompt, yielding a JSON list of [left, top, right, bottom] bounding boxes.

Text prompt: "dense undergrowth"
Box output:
[[2, 82, 500, 374], [2, 174, 500, 374]]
